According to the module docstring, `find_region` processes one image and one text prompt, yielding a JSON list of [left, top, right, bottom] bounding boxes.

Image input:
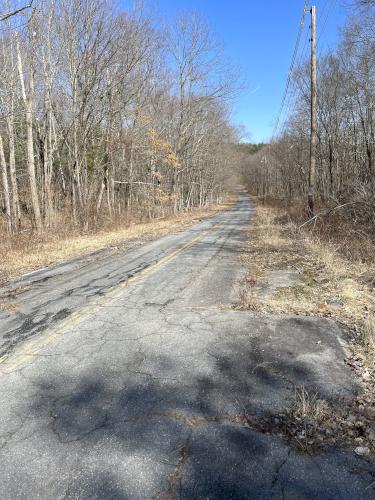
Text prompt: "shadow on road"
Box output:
[[18, 319, 373, 500]]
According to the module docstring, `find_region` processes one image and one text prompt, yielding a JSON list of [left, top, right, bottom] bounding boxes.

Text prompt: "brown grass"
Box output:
[[269, 385, 375, 455], [240, 200, 375, 369], [290, 386, 330, 423], [1, 202, 229, 285], [239, 198, 375, 455]]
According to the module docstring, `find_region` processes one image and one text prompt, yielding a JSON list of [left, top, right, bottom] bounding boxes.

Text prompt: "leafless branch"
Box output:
[[0, 1, 33, 22]]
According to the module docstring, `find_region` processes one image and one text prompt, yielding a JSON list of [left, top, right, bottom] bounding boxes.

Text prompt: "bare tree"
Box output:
[[16, 28, 42, 231], [0, 1, 238, 236], [242, 5, 375, 230]]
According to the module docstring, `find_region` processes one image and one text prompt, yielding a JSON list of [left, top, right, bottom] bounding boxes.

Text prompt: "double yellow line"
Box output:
[[0, 221, 222, 374]]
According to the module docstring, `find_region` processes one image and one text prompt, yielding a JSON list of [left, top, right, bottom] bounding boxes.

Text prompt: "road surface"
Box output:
[[0, 193, 373, 499]]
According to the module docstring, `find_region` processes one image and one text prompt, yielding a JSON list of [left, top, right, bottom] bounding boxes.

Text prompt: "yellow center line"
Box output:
[[0, 221, 223, 374]]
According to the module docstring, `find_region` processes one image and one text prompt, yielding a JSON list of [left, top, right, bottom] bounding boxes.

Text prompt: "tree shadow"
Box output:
[[16, 316, 372, 499]]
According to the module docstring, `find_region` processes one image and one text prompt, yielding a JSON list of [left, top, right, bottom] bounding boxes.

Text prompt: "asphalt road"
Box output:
[[0, 193, 374, 499]]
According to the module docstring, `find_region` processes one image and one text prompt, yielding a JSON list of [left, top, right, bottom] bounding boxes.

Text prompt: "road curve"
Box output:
[[0, 192, 373, 499]]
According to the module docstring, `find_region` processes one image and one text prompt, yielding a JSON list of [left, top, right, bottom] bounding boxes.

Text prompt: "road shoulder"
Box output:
[[239, 200, 375, 461]]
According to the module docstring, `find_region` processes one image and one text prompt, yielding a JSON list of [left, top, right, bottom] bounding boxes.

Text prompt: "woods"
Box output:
[[242, 1, 375, 234], [0, 0, 238, 235]]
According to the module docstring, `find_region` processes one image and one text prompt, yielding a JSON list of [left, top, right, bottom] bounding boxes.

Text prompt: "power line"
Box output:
[[271, 0, 310, 141], [317, 0, 337, 57], [277, 0, 337, 135], [272, 0, 338, 144], [294, 0, 328, 67], [279, 17, 311, 136], [296, 27, 310, 68], [317, 0, 335, 43]]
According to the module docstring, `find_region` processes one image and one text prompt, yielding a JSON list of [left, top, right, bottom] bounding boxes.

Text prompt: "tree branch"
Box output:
[[0, 1, 33, 22], [299, 202, 360, 229]]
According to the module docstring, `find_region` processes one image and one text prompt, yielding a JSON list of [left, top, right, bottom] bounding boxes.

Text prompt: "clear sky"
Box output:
[[119, 1, 349, 143]]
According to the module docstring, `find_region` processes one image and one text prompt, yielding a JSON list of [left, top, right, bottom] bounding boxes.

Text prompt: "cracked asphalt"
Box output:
[[0, 193, 374, 499]]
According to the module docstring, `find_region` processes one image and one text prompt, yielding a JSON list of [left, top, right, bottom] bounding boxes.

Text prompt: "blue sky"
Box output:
[[119, 1, 348, 143]]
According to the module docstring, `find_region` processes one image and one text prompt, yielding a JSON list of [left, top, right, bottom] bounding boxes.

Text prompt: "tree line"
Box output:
[[242, 1, 375, 227], [0, 0, 239, 234]]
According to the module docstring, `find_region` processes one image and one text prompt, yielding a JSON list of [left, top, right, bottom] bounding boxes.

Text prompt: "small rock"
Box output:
[[355, 446, 370, 456]]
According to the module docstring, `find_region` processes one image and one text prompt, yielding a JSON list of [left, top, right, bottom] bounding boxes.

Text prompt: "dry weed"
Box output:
[[267, 386, 375, 455], [241, 201, 375, 455], [360, 319, 375, 368], [290, 386, 330, 423], [242, 203, 375, 358], [0, 302, 18, 313], [238, 286, 261, 311]]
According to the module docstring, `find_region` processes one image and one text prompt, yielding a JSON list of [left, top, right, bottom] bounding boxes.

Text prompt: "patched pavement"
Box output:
[[0, 193, 373, 499]]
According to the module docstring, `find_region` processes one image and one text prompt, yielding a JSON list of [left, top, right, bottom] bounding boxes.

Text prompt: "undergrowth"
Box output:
[[240, 198, 375, 371]]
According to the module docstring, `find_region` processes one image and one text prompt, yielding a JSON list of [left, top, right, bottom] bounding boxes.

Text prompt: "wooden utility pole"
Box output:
[[308, 5, 317, 217]]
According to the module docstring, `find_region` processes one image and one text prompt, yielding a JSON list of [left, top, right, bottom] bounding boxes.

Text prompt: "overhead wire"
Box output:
[[278, 19, 310, 137], [272, 0, 337, 140], [287, 0, 336, 125], [271, 0, 310, 141], [317, 0, 336, 42], [317, 0, 337, 57]]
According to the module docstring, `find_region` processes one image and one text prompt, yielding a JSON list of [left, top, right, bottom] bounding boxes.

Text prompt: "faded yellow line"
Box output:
[[0, 221, 223, 374]]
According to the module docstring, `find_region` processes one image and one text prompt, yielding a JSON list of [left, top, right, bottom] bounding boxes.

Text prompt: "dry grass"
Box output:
[[1, 203, 228, 284], [240, 201, 375, 369], [268, 385, 375, 455], [290, 386, 330, 423], [240, 200, 375, 455], [0, 301, 18, 313]]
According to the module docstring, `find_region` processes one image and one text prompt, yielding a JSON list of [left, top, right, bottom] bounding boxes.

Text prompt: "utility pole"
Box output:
[[308, 5, 317, 218]]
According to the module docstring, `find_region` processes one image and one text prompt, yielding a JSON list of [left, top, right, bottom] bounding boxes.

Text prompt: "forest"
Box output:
[[0, 0, 239, 235], [242, 0, 375, 260]]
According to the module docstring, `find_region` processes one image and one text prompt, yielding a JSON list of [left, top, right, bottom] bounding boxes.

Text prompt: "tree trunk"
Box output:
[[17, 33, 42, 232], [0, 134, 12, 233], [7, 117, 21, 230]]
